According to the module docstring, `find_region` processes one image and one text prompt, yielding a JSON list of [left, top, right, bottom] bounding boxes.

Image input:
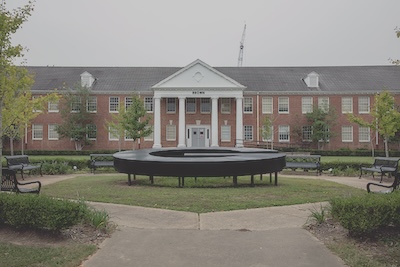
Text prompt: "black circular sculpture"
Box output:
[[113, 147, 286, 187]]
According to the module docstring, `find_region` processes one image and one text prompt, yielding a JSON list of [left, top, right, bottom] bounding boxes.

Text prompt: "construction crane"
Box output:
[[237, 24, 246, 67]]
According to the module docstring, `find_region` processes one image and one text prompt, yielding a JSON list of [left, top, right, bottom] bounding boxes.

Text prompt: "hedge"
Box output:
[[330, 191, 400, 235], [0, 194, 86, 231]]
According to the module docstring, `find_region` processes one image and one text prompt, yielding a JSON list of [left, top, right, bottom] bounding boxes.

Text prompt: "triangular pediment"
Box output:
[[152, 59, 245, 89]]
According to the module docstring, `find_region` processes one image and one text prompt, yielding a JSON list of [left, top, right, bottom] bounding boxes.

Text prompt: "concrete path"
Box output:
[[26, 173, 391, 267]]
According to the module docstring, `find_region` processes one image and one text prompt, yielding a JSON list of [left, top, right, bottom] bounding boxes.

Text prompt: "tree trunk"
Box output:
[[384, 137, 389, 157], [10, 137, 14, 156], [0, 99, 3, 179]]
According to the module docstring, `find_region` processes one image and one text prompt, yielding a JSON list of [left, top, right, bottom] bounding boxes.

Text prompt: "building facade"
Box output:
[[22, 59, 400, 151]]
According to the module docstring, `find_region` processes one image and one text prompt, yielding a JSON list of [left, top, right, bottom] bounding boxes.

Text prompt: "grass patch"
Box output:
[[0, 242, 96, 267], [42, 174, 365, 213]]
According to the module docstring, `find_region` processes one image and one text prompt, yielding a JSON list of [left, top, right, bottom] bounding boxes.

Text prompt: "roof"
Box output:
[[27, 65, 400, 94]]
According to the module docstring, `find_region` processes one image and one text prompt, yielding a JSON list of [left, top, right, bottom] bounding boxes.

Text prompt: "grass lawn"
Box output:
[[0, 242, 96, 267], [42, 174, 366, 213]]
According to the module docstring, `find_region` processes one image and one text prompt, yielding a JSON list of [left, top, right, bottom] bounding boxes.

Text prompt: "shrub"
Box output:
[[0, 194, 86, 231], [41, 161, 70, 175], [330, 191, 400, 235]]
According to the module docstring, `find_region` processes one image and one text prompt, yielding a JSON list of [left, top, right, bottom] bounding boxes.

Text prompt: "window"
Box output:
[[48, 124, 59, 140], [87, 124, 97, 140], [358, 96, 370, 114], [186, 98, 196, 113], [124, 131, 133, 141], [144, 97, 153, 112], [166, 124, 176, 141], [32, 96, 42, 112], [125, 97, 132, 110], [200, 98, 211, 113], [221, 98, 231, 114], [262, 125, 273, 141], [87, 96, 97, 112], [167, 98, 176, 113], [342, 126, 353, 142], [359, 126, 370, 142], [32, 124, 43, 140], [243, 97, 253, 113], [318, 97, 329, 112], [48, 100, 59, 112], [262, 97, 273, 114], [278, 97, 289, 113], [244, 125, 253, 141], [342, 97, 353, 114], [302, 126, 313, 141], [109, 97, 119, 112], [302, 97, 313, 114], [108, 127, 119, 141], [221, 125, 231, 142], [144, 126, 153, 141], [278, 125, 290, 142], [71, 96, 81, 112]]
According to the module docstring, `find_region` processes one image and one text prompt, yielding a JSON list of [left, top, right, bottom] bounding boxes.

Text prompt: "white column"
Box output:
[[236, 97, 244, 148], [211, 97, 219, 147], [178, 96, 186, 147], [152, 97, 162, 148]]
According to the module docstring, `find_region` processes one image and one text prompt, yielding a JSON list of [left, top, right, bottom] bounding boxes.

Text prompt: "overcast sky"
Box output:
[[8, 0, 400, 67]]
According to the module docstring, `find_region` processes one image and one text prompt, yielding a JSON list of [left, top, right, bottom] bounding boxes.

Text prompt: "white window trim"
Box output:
[[221, 98, 231, 114], [358, 96, 370, 114], [87, 96, 97, 113], [108, 126, 119, 141], [48, 101, 59, 113], [342, 126, 353, 142], [278, 97, 289, 114], [302, 97, 313, 114], [48, 124, 59, 140], [221, 125, 231, 142], [32, 124, 43, 140], [262, 97, 273, 114], [278, 125, 290, 142], [359, 126, 370, 142], [186, 98, 196, 114], [341, 97, 353, 114], [243, 97, 253, 114], [244, 125, 253, 141], [109, 97, 120, 113], [166, 98, 176, 114], [166, 124, 176, 141], [200, 98, 211, 114], [144, 97, 154, 113]]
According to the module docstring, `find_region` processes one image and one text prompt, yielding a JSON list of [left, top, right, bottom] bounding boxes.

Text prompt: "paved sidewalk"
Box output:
[[29, 173, 389, 266]]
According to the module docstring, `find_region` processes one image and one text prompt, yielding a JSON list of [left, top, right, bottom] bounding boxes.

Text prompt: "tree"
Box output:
[[0, 1, 35, 173], [120, 94, 152, 148], [348, 91, 400, 157], [106, 102, 127, 151], [56, 85, 95, 151], [261, 115, 274, 149], [306, 107, 337, 150]]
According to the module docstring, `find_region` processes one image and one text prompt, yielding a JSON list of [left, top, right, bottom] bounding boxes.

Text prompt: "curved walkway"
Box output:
[[28, 173, 390, 267]]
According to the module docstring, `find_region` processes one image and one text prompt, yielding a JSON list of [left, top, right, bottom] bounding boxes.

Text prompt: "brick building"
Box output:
[[24, 59, 400, 151]]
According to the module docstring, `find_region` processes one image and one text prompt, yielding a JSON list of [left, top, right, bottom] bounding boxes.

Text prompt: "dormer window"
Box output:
[[80, 71, 95, 87], [303, 71, 319, 88]]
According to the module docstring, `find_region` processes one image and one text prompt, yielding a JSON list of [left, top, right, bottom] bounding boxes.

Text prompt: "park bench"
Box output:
[[359, 157, 400, 183], [284, 154, 322, 175], [90, 154, 114, 174], [1, 168, 41, 194], [5, 155, 42, 180], [367, 172, 399, 193]]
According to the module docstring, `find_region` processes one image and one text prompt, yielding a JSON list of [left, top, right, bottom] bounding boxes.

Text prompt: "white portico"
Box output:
[[151, 59, 246, 148]]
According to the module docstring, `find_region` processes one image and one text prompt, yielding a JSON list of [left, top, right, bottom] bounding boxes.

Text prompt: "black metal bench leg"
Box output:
[[250, 175, 254, 187], [128, 174, 132, 186], [274, 172, 278, 186]]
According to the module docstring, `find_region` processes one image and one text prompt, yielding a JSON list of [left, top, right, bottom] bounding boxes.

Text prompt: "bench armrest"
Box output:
[[17, 180, 42, 191]]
